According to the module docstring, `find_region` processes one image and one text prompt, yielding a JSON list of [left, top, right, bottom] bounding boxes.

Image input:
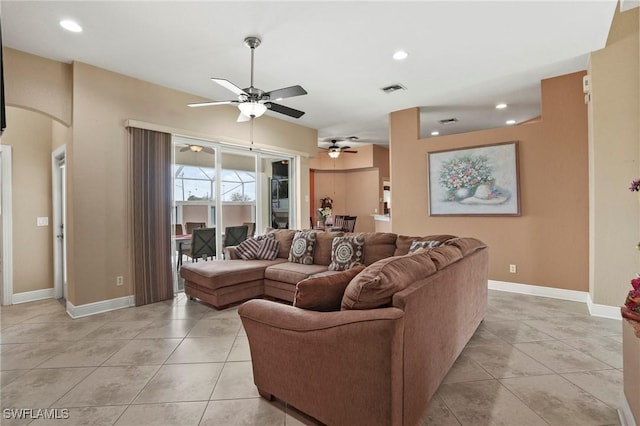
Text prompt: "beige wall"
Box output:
[[313, 169, 379, 233], [5, 50, 317, 306], [310, 145, 390, 218], [588, 6, 639, 307], [390, 72, 589, 292], [1, 107, 54, 293], [4, 48, 72, 126]]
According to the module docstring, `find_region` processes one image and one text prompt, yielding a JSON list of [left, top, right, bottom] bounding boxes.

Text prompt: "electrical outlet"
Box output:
[[509, 264, 517, 274], [116, 276, 124, 286]]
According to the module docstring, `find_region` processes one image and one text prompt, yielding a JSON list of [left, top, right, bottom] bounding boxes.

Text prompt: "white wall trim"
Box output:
[[618, 394, 638, 426], [51, 145, 66, 300], [587, 297, 622, 319], [1, 145, 13, 305], [66, 295, 134, 319], [488, 280, 620, 320], [12, 288, 54, 304]]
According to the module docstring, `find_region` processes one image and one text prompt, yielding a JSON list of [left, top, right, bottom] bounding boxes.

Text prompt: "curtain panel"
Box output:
[[128, 127, 173, 306]]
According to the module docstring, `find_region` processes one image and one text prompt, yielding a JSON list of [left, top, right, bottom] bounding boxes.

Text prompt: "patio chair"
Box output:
[[185, 221, 206, 235], [183, 227, 216, 262], [223, 225, 249, 248]]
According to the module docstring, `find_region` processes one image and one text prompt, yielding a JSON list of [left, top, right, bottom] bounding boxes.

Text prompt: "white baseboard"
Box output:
[[618, 393, 638, 426], [66, 295, 135, 318], [488, 280, 620, 320], [12, 288, 55, 304]]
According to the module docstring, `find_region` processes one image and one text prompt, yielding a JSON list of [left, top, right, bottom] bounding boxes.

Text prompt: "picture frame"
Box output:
[[427, 141, 520, 216]]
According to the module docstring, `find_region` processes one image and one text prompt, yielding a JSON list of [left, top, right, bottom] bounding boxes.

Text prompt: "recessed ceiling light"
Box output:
[[392, 50, 408, 61], [431, 131, 440, 136], [506, 119, 516, 125], [60, 19, 83, 33], [496, 103, 508, 109]]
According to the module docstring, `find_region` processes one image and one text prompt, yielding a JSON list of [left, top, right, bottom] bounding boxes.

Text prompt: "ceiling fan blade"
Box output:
[[343, 150, 358, 154], [340, 146, 352, 150], [266, 102, 305, 119], [211, 78, 248, 96], [203, 147, 215, 154], [264, 85, 307, 101], [237, 112, 251, 122], [188, 100, 236, 108], [180, 146, 190, 152]]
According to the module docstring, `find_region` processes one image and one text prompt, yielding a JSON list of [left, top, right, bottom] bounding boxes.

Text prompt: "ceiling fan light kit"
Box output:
[[328, 148, 341, 159], [238, 102, 267, 119], [188, 36, 307, 123], [189, 145, 203, 153]]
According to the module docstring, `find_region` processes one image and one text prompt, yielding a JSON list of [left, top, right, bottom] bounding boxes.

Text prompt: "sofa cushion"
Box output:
[[255, 237, 280, 260], [180, 258, 287, 290], [235, 234, 276, 260], [294, 265, 366, 312], [267, 229, 298, 259], [341, 250, 437, 310], [288, 231, 317, 265], [347, 232, 397, 266], [313, 231, 344, 266], [394, 234, 457, 256], [444, 237, 487, 256], [329, 235, 365, 271], [409, 239, 441, 253], [264, 262, 329, 285], [428, 245, 463, 270]]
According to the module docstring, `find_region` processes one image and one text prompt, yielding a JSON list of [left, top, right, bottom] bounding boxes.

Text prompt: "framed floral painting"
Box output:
[[427, 141, 520, 216]]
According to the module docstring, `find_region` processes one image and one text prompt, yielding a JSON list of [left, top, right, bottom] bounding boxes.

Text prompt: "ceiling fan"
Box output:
[[188, 36, 307, 123], [179, 144, 214, 154], [320, 138, 359, 159]]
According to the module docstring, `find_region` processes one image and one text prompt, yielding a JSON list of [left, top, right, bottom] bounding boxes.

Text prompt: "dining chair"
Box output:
[[243, 222, 256, 239], [333, 215, 346, 231], [174, 224, 183, 235], [224, 225, 249, 248], [185, 221, 206, 235], [342, 216, 357, 232], [183, 227, 216, 262]]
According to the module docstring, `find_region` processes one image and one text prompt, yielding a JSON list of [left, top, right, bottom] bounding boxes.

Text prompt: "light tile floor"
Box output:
[[0, 290, 623, 426]]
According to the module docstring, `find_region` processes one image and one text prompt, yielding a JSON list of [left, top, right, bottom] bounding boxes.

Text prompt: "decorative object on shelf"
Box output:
[[428, 141, 520, 216]]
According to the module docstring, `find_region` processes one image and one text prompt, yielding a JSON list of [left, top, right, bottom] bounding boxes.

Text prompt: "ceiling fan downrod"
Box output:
[[244, 36, 261, 92]]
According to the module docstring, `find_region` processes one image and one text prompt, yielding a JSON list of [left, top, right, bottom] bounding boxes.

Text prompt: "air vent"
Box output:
[[438, 118, 458, 125], [381, 84, 407, 94]]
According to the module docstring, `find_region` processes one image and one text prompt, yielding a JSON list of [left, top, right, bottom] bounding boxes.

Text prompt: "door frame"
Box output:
[[1, 144, 13, 305], [52, 145, 66, 300]]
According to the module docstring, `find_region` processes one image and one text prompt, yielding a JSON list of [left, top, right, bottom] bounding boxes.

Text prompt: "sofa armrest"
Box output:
[[224, 246, 240, 259], [238, 299, 405, 426]]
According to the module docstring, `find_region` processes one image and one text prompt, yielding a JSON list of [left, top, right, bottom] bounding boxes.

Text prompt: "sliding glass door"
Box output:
[[171, 136, 294, 292]]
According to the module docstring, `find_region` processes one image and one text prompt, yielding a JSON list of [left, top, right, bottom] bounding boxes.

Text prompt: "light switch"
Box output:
[[37, 217, 49, 227]]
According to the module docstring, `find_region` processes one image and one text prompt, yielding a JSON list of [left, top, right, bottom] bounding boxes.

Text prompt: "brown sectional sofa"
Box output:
[[239, 235, 488, 426], [181, 230, 488, 425]]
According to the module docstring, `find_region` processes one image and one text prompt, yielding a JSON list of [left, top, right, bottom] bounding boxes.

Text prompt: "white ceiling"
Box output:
[[1, 1, 617, 148]]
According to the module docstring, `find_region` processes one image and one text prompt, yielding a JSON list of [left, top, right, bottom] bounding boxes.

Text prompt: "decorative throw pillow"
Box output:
[[235, 233, 275, 260], [409, 240, 441, 253], [255, 237, 279, 260], [294, 265, 366, 311], [341, 250, 437, 310], [328, 235, 365, 271], [288, 231, 317, 265]]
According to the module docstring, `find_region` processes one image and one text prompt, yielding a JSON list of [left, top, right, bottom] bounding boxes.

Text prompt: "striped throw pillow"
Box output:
[[255, 238, 279, 260]]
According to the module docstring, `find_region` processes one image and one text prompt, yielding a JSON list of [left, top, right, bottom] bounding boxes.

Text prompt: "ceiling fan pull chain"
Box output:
[[249, 118, 254, 151]]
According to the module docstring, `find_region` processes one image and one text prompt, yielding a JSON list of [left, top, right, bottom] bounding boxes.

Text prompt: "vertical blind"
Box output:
[[128, 127, 173, 305]]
